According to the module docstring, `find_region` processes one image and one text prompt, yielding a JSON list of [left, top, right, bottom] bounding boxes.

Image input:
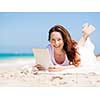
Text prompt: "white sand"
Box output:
[[0, 57, 100, 87]]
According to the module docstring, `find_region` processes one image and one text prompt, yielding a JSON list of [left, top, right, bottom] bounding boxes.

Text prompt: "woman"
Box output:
[[34, 23, 96, 72]]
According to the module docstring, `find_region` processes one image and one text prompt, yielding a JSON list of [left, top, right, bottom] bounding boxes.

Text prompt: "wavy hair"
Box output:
[[48, 25, 80, 67]]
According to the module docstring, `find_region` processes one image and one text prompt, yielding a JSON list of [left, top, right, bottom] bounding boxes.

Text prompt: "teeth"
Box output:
[[55, 47, 58, 48]]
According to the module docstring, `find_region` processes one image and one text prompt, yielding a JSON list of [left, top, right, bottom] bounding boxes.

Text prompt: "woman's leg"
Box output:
[[78, 23, 96, 65], [78, 23, 95, 47], [79, 37, 96, 65]]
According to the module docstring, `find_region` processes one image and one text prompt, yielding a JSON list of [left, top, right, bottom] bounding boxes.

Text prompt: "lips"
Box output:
[[54, 45, 60, 48]]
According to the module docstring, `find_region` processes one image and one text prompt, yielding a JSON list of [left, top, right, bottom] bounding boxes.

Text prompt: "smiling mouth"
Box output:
[[54, 46, 60, 48]]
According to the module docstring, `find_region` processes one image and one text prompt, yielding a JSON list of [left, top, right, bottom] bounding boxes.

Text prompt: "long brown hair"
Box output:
[[48, 25, 80, 67]]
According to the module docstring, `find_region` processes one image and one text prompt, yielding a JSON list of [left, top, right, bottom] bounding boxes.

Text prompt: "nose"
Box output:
[[55, 40, 59, 45]]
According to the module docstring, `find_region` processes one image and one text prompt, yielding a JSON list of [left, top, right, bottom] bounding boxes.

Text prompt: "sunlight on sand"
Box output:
[[0, 56, 100, 87]]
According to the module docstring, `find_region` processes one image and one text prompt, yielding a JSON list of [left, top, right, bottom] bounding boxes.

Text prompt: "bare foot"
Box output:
[[88, 25, 95, 33], [82, 23, 89, 29], [82, 23, 95, 37]]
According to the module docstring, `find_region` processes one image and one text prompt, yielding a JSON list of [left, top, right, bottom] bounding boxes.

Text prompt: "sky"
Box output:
[[0, 12, 100, 54]]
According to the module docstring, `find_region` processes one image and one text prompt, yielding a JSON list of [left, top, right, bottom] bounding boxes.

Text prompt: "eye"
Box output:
[[58, 38, 61, 41], [51, 39, 55, 43]]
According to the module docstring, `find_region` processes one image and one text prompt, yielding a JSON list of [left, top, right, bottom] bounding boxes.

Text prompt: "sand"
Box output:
[[0, 57, 100, 87]]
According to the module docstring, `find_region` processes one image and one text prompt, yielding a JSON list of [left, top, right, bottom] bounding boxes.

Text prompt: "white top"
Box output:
[[47, 44, 69, 66]]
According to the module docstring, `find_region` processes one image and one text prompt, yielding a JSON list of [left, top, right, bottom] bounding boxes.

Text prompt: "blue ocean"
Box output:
[[0, 53, 34, 60]]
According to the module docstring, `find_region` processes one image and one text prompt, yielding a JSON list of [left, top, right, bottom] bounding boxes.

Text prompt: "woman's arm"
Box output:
[[33, 64, 77, 72], [33, 64, 46, 71], [48, 65, 75, 72]]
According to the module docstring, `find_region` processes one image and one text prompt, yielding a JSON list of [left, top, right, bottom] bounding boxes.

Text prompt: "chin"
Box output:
[[54, 47, 61, 50]]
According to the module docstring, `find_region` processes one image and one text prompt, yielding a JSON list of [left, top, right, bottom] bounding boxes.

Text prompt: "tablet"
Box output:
[[32, 48, 51, 69]]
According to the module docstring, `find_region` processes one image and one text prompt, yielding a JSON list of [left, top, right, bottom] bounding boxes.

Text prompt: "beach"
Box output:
[[0, 56, 100, 87]]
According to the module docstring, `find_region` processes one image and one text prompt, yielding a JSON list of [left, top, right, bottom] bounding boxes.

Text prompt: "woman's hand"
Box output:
[[33, 64, 46, 71], [48, 65, 77, 72], [48, 66, 66, 72]]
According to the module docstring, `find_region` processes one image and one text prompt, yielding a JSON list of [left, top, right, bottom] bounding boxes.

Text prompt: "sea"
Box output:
[[0, 53, 34, 60], [0, 53, 35, 68]]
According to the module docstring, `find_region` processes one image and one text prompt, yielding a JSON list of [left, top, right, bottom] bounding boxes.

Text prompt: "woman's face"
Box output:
[[50, 31, 64, 50]]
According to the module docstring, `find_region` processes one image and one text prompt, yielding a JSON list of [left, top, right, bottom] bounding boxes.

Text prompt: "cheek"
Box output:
[[60, 40, 64, 45], [50, 41, 54, 46], [61, 43, 64, 48], [50, 40, 53, 44]]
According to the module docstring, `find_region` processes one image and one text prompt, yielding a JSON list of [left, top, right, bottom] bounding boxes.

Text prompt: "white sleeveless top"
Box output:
[[47, 44, 69, 66]]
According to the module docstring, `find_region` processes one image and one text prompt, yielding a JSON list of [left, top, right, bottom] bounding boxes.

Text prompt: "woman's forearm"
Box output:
[[48, 65, 75, 72]]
